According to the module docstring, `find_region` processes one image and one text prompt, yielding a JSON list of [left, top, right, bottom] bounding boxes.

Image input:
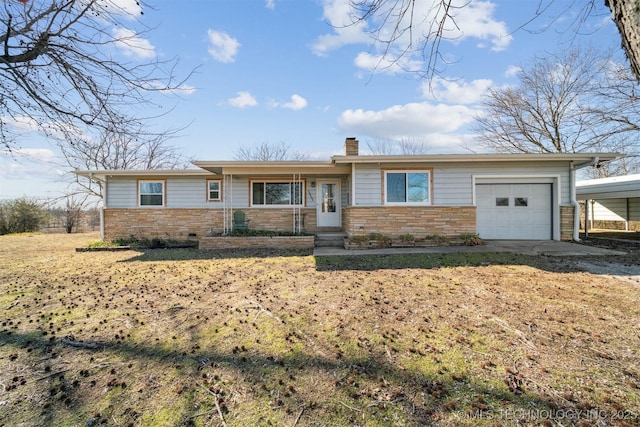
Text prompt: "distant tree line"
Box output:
[[0, 198, 100, 235]]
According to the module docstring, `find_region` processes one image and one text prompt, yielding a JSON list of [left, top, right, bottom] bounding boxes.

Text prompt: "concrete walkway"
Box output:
[[313, 240, 627, 257]]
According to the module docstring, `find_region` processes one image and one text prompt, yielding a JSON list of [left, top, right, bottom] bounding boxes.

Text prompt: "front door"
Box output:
[[317, 179, 341, 227]]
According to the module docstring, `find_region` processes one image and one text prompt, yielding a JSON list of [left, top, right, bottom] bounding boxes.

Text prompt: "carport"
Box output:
[[576, 174, 640, 234]]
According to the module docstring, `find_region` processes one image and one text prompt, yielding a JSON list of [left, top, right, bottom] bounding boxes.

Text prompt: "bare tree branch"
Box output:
[[0, 0, 193, 151], [234, 142, 309, 161], [473, 48, 639, 176]]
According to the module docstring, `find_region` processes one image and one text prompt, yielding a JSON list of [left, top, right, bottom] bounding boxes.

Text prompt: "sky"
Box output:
[[0, 0, 623, 201]]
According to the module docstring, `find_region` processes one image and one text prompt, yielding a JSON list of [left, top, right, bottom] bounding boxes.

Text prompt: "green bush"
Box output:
[[0, 198, 46, 235]]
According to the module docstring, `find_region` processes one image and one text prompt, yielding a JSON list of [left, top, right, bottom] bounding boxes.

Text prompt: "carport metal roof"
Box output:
[[576, 174, 640, 200]]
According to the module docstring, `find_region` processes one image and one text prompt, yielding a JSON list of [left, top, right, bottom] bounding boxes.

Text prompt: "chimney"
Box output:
[[344, 137, 359, 156]]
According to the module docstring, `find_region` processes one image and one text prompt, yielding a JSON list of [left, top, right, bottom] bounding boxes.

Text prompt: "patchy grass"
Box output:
[[1, 233, 639, 426]]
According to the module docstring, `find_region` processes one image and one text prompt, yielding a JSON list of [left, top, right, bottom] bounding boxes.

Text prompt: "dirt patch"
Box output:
[[1, 233, 639, 426]]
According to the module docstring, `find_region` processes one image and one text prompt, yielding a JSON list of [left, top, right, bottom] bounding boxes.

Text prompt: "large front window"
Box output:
[[139, 180, 164, 207], [251, 181, 303, 206], [384, 171, 430, 205]]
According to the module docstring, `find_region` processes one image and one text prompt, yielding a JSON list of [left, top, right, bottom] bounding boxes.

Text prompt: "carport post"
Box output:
[[584, 199, 590, 238]]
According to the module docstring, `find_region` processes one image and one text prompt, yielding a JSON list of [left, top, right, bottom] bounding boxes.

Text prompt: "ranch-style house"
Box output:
[[77, 138, 618, 246]]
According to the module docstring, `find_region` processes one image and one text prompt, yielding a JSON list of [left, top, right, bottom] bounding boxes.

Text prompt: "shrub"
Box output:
[[0, 198, 46, 235], [399, 233, 416, 243], [459, 233, 484, 246]]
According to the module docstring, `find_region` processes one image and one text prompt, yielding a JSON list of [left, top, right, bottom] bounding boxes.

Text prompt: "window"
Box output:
[[514, 197, 528, 207], [139, 180, 164, 207], [251, 181, 303, 206], [384, 171, 430, 205], [496, 197, 509, 206], [207, 180, 222, 201]]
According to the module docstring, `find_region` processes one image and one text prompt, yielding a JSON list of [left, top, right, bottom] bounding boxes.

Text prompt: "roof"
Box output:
[[576, 173, 640, 200], [332, 153, 620, 165], [191, 160, 349, 175], [76, 152, 621, 179], [74, 169, 212, 180]]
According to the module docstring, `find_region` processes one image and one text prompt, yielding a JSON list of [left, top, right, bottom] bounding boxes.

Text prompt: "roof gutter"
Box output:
[[570, 157, 599, 242]]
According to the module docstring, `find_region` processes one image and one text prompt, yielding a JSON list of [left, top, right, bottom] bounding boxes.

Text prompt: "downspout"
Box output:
[[95, 173, 106, 241], [570, 157, 599, 242]]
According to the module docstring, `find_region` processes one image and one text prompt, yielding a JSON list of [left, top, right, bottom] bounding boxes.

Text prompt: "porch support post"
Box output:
[[351, 162, 356, 206]]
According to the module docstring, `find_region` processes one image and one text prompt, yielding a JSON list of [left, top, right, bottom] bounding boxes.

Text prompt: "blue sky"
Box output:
[[0, 0, 621, 201]]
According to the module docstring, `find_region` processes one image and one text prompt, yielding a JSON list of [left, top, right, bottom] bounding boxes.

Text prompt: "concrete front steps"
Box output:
[[315, 231, 347, 248]]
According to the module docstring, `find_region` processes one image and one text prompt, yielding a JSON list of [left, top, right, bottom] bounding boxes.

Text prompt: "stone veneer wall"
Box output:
[[103, 208, 316, 240], [200, 235, 315, 250], [560, 205, 575, 241], [343, 206, 476, 239]]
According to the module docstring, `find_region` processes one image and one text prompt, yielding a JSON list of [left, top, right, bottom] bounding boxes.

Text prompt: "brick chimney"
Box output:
[[344, 137, 359, 156]]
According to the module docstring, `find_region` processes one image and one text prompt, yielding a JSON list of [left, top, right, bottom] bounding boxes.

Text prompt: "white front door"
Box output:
[[317, 179, 341, 227]]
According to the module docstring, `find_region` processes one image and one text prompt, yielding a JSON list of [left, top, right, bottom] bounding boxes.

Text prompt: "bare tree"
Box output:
[[366, 137, 430, 155], [347, 1, 640, 80], [62, 196, 83, 233], [63, 127, 189, 201], [0, 0, 189, 151], [234, 142, 309, 161], [473, 48, 639, 175], [606, 0, 640, 80], [474, 49, 608, 154]]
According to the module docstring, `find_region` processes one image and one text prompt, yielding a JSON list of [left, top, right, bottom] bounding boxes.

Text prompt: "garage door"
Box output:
[[476, 183, 552, 240]]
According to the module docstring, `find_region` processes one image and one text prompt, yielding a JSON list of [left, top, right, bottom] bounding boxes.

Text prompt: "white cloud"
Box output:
[[3, 115, 40, 133], [313, 0, 512, 60], [113, 28, 156, 59], [107, 0, 142, 16], [227, 91, 258, 108], [505, 65, 521, 78], [265, 0, 275, 10], [207, 30, 240, 63], [275, 94, 308, 110], [422, 77, 493, 104], [89, 0, 142, 21], [311, 0, 369, 56], [3, 148, 57, 164], [144, 80, 196, 95], [452, 1, 512, 51], [337, 102, 478, 141], [0, 148, 61, 181], [353, 52, 423, 75]]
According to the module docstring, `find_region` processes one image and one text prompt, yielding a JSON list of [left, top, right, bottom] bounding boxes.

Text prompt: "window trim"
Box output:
[[206, 179, 222, 202], [383, 169, 432, 206], [249, 179, 306, 208], [138, 179, 165, 207]]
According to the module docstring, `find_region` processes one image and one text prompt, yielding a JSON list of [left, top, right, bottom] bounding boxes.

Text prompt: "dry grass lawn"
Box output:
[[1, 233, 639, 426]]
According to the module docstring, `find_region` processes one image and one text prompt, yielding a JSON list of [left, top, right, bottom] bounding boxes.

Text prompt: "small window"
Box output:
[[384, 170, 430, 205], [139, 180, 164, 207], [496, 197, 509, 206], [514, 197, 528, 207], [207, 180, 222, 201]]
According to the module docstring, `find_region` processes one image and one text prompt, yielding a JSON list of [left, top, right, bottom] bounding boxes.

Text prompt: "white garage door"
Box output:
[[476, 183, 553, 240]]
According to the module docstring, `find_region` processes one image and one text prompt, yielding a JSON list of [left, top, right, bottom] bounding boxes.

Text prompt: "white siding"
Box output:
[[353, 161, 571, 206], [228, 176, 250, 208], [590, 198, 640, 222], [106, 178, 137, 208], [167, 178, 209, 208], [353, 165, 382, 206]]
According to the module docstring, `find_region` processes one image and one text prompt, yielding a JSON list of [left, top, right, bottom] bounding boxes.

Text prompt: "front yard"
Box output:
[[0, 233, 638, 426]]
